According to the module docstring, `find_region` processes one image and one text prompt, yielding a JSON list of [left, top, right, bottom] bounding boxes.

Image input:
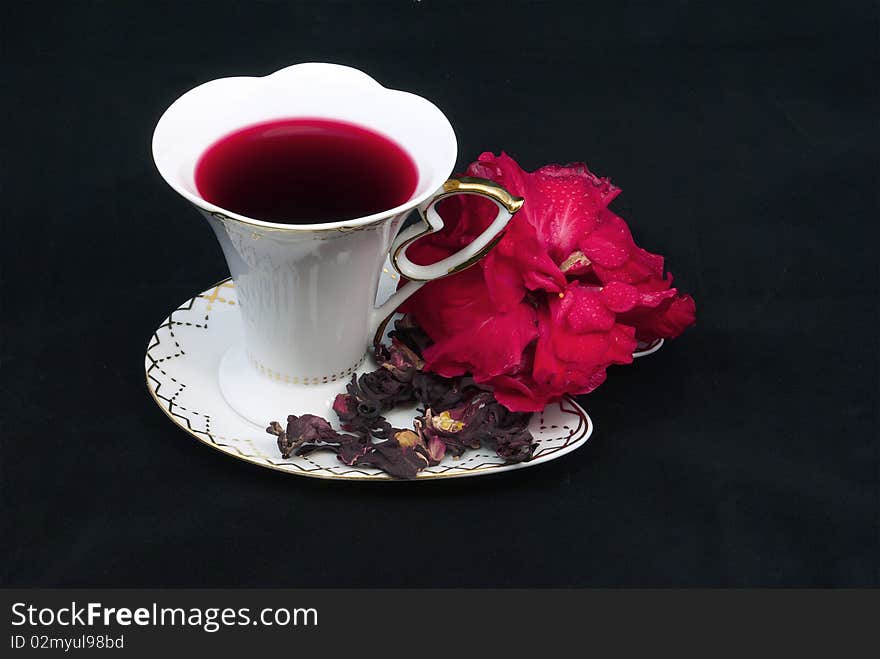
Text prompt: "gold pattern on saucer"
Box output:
[[145, 277, 591, 481], [199, 281, 236, 310]]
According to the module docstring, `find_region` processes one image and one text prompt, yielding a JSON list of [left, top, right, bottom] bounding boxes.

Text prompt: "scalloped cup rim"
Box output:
[[151, 63, 457, 232]]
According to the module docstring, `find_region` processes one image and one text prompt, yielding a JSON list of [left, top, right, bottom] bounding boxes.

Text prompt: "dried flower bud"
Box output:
[[269, 315, 536, 477], [393, 429, 422, 449]]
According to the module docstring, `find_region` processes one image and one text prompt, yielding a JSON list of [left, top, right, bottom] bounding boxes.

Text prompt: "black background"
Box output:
[[3, 1, 877, 587]]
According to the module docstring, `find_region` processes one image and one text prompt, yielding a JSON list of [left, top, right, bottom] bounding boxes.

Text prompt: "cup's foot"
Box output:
[[218, 345, 371, 428]]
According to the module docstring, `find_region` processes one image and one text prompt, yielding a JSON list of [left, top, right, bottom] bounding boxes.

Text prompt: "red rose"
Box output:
[[400, 153, 695, 412]]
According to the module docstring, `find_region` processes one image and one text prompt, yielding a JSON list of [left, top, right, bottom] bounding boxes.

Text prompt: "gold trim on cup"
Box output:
[[390, 176, 524, 282], [375, 177, 524, 347], [441, 177, 525, 213]]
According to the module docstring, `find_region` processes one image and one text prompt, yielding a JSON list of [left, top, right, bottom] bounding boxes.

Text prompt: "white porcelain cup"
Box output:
[[152, 63, 522, 425]]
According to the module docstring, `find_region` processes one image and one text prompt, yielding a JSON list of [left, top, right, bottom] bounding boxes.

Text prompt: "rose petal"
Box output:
[[422, 301, 538, 379], [485, 374, 552, 413], [619, 294, 696, 342], [477, 211, 566, 310], [600, 281, 640, 313], [468, 153, 620, 265], [554, 282, 616, 333], [403, 268, 539, 380], [398, 151, 695, 411], [579, 211, 634, 269]]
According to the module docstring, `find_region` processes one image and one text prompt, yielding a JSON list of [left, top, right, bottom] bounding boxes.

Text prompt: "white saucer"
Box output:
[[145, 266, 595, 481]]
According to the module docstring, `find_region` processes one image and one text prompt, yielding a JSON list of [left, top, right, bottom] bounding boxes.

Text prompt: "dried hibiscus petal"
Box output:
[[416, 392, 536, 463], [353, 432, 430, 480], [268, 318, 536, 478], [266, 414, 345, 459]]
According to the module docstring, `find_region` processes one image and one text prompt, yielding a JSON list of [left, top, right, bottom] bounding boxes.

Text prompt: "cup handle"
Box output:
[[369, 176, 524, 346]]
